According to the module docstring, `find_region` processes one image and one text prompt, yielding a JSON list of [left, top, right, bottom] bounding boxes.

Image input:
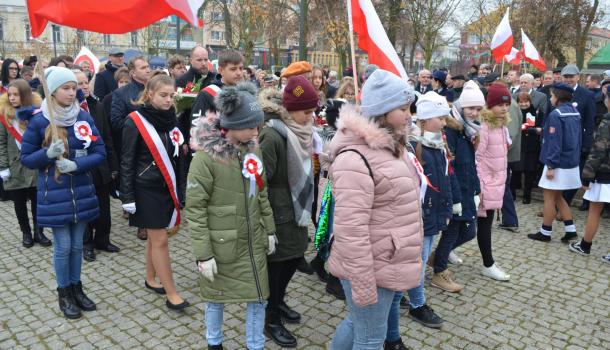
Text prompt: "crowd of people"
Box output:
[[1, 46, 609, 350]]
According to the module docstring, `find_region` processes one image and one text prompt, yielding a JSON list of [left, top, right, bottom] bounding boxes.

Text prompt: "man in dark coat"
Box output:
[[93, 48, 125, 99], [176, 46, 215, 88], [415, 69, 433, 94], [110, 57, 150, 133]]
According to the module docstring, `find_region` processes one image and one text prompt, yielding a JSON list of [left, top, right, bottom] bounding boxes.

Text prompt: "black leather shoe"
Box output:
[[83, 247, 96, 262], [325, 275, 346, 300], [278, 303, 301, 323], [33, 227, 52, 246], [22, 231, 34, 248], [208, 344, 223, 350], [310, 255, 329, 282], [560, 232, 578, 243], [296, 257, 313, 275], [71, 282, 96, 311], [95, 243, 120, 253], [145, 281, 166, 295], [166, 299, 190, 310], [264, 322, 297, 348], [57, 286, 81, 319]]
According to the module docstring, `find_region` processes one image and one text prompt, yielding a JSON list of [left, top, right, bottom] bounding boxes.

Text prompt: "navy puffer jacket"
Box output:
[[20, 108, 106, 227]]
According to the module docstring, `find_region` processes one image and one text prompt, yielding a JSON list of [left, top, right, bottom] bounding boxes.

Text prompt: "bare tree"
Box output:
[[569, 0, 602, 68]]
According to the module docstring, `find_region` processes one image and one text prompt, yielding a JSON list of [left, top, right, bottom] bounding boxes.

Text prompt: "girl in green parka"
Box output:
[[185, 82, 276, 350]]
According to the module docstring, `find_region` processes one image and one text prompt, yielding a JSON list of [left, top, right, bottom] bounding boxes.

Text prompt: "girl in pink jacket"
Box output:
[[475, 83, 512, 281], [328, 69, 422, 350]]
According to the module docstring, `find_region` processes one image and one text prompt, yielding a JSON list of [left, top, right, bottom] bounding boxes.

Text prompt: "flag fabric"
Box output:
[[490, 8, 513, 63], [74, 47, 101, 74], [504, 47, 522, 65], [349, 0, 408, 79], [521, 29, 547, 71], [26, 0, 204, 38]]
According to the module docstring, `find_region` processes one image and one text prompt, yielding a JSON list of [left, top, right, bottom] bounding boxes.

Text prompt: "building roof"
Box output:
[[588, 42, 610, 67]]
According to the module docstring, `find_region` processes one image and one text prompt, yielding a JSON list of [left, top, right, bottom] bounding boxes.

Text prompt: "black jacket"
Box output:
[[110, 80, 145, 132], [90, 96, 119, 186], [94, 61, 123, 100], [175, 68, 215, 89], [120, 114, 183, 204]]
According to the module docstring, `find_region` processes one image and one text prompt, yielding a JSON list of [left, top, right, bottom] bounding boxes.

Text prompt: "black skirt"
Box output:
[[129, 185, 175, 229]]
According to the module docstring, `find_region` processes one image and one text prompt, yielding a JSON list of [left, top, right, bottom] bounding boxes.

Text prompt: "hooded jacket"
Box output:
[[539, 103, 582, 170], [0, 93, 40, 190], [327, 104, 423, 307], [476, 109, 509, 215], [185, 111, 275, 303]]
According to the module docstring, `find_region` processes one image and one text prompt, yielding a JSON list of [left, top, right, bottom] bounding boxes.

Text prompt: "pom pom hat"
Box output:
[[216, 82, 264, 130]]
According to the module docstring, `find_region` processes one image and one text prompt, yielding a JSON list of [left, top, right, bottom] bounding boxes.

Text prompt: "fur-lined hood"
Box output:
[[258, 88, 291, 122], [0, 92, 42, 120], [445, 115, 464, 131], [189, 111, 257, 162], [328, 104, 395, 159], [480, 108, 510, 129]]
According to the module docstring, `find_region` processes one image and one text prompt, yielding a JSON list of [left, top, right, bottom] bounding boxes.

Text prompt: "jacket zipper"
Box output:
[[43, 169, 49, 202], [69, 174, 77, 223], [138, 161, 156, 177], [238, 151, 264, 303]]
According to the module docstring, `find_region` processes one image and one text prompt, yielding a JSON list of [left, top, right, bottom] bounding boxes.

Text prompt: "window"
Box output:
[[103, 34, 111, 46], [52, 25, 61, 43], [468, 34, 479, 45], [211, 31, 223, 41], [77, 30, 86, 46], [211, 12, 223, 21], [24, 21, 31, 41], [131, 31, 138, 46]]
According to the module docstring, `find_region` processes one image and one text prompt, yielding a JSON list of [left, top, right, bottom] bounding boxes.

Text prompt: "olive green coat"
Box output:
[[0, 93, 39, 190], [185, 112, 275, 303], [258, 89, 309, 262]]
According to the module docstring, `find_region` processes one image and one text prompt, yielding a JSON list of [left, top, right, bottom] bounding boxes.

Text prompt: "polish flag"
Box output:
[[27, 0, 204, 37], [349, 0, 408, 79], [504, 47, 522, 65], [490, 8, 513, 63], [521, 29, 547, 71], [74, 47, 101, 74]]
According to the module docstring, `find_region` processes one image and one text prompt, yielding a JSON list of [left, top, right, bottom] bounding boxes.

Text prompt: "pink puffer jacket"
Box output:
[[476, 111, 509, 216], [327, 105, 423, 307]]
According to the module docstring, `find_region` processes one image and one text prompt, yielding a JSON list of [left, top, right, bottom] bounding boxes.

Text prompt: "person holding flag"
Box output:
[[120, 74, 189, 311]]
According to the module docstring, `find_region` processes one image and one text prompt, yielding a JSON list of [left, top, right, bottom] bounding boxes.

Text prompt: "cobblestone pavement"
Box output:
[[0, 197, 608, 350]]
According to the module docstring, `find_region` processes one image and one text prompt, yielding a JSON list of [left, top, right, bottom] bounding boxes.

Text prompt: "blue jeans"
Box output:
[[205, 301, 267, 350], [386, 292, 403, 342], [53, 222, 87, 288], [434, 220, 476, 273], [406, 235, 435, 309], [501, 165, 519, 226], [331, 280, 395, 350]]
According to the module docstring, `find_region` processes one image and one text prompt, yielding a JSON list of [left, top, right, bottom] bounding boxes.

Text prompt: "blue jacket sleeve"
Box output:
[[73, 114, 106, 173], [544, 114, 562, 168], [20, 117, 54, 170]]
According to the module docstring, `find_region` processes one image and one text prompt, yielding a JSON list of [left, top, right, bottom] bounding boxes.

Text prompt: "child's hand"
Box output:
[[581, 185, 589, 191], [546, 168, 554, 180]]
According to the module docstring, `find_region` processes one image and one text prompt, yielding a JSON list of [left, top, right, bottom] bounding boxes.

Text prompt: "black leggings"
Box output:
[[477, 209, 495, 268], [9, 187, 37, 233], [267, 257, 300, 311]]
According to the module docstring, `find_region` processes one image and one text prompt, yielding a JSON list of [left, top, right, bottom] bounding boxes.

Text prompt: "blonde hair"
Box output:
[[133, 74, 175, 106], [5, 79, 37, 131]]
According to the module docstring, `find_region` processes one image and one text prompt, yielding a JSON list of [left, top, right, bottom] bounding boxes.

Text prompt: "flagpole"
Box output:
[[501, 60, 505, 79], [346, 0, 359, 96]]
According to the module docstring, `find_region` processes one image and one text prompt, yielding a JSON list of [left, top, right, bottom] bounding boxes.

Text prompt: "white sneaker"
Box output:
[[448, 251, 463, 264], [481, 263, 510, 281]]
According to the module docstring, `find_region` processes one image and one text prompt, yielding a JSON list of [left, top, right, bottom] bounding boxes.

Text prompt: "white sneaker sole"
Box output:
[[480, 270, 510, 281]]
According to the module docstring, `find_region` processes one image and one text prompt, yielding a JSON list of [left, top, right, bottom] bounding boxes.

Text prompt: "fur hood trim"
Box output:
[[258, 88, 291, 122], [445, 115, 464, 131], [189, 111, 257, 162], [480, 108, 510, 128]]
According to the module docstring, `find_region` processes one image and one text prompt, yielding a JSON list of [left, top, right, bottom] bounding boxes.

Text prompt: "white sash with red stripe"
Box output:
[[0, 115, 24, 150], [129, 111, 180, 229]]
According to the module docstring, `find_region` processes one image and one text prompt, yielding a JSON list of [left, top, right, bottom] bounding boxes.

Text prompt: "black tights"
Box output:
[[267, 257, 300, 311], [10, 187, 37, 233], [477, 209, 495, 268]]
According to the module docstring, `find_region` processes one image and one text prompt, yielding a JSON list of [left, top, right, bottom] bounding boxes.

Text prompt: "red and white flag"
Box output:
[[490, 8, 513, 63], [521, 29, 547, 71], [27, 0, 204, 37], [74, 47, 100, 74], [349, 0, 408, 79], [504, 47, 522, 65]]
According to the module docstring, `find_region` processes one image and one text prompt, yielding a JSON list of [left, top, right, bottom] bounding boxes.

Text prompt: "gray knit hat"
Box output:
[[360, 69, 415, 119], [216, 82, 264, 130]]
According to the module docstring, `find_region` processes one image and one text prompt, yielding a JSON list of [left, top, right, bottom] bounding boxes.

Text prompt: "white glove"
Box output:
[[0, 169, 10, 182], [452, 203, 463, 216], [55, 159, 78, 173], [122, 202, 136, 214], [267, 235, 277, 255], [198, 258, 218, 282], [46, 139, 65, 159], [474, 195, 481, 209]]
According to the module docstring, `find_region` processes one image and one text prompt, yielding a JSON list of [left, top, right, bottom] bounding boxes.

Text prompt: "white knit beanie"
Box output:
[[415, 91, 450, 120], [458, 80, 486, 108]]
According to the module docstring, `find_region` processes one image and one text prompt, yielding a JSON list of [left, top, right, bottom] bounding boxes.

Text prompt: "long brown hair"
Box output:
[[311, 65, 328, 99], [5, 79, 37, 131], [133, 74, 175, 106]]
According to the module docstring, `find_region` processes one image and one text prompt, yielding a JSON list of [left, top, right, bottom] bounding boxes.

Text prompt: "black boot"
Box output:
[[33, 226, 52, 247], [295, 256, 313, 275], [310, 255, 329, 282], [22, 231, 34, 248], [325, 274, 345, 300], [265, 309, 297, 348], [83, 245, 96, 262], [278, 302, 301, 323], [384, 338, 410, 350], [71, 282, 96, 311], [207, 344, 223, 350], [57, 286, 81, 319]]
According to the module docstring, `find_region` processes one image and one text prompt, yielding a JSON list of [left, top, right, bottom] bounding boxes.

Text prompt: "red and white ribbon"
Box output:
[[242, 153, 264, 197], [169, 127, 184, 157], [129, 111, 180, 229], [74, 121, 97, 148], [407, 151, 440, 202], [0, 116, 24, 150]]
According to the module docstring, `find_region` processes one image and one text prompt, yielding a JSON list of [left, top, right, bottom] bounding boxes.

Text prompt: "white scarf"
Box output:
[[41, 99, 80, 127]]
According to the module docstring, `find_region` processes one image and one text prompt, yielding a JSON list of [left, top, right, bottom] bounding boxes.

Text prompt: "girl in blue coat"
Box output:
[[528, 83, 581, 243], [20, 67, 106, 319]]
